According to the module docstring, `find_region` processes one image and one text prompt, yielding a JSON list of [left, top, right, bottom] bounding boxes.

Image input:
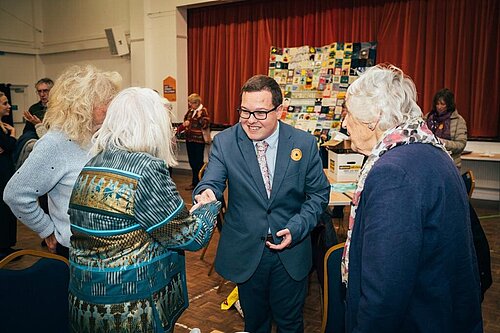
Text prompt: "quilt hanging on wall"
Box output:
[[268, 42, 377, 141]]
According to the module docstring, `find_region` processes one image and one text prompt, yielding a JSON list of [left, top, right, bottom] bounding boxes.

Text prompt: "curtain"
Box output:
[[0, 84, 13, 126], [188, 0, 499, 138]]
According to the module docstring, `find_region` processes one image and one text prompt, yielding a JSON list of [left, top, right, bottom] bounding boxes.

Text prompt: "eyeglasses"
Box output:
[[37, 89, 50, 94], [345, 110, 381, 131], [237, 105, 279, 120]]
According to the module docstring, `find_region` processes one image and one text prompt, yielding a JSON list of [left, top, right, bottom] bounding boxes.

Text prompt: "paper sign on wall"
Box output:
[[163, 76, 176, 102]]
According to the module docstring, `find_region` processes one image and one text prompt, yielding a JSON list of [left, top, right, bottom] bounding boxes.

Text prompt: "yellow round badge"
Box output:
[[291, 148, 302, 161]]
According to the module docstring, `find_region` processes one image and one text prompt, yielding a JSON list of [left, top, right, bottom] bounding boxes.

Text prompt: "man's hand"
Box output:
[[266, 228, 292, 250], [190, 189, 217, 213], [194, 189, 217, 204], [23, 111, 42, 125]]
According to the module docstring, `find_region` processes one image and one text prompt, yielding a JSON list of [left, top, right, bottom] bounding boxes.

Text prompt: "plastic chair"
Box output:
[[0, 249, 70, 332], [321, 243, 346, 333], [461, 169, 475, 198]]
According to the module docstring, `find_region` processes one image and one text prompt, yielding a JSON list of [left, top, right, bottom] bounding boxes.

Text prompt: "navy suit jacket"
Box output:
[[346, 143, 483, 333], [193, 122, 330, 283]]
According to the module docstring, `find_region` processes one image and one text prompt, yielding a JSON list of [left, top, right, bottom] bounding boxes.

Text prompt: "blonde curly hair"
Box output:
[[43, 65, 122, 146]]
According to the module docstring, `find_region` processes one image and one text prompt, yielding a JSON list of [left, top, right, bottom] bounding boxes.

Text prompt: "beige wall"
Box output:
[[0, 0, 230, 123], [0, 0, 225, 168]]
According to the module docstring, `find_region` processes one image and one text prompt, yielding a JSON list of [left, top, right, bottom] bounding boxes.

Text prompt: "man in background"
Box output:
[[23, 77, 53, 135]]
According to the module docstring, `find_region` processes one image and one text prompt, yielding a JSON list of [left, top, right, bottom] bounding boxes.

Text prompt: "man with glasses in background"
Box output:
[[22, 77, 54, 135], [193, 75, 329, 333]]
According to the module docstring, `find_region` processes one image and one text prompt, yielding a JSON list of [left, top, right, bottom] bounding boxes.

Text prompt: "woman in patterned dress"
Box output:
[[68, 87, 220, 333]]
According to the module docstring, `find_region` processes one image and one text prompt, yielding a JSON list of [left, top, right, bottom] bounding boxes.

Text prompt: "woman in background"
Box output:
[[341, 64, 482, 332], [68, 87, 220, 333], [4, 65, 121, 258], [0, 92, 18, 259], [425, 88, 467, 169], [181, 93, 210, 190]]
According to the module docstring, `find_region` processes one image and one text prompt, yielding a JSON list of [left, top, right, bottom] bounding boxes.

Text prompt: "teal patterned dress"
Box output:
[[68, 148, 220, 333]]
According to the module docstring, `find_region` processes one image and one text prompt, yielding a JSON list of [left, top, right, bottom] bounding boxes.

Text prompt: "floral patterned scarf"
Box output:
[[341, 118, 450, 284]]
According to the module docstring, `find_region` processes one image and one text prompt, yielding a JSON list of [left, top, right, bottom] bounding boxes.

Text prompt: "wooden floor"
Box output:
[[6, 168, 500, 333]]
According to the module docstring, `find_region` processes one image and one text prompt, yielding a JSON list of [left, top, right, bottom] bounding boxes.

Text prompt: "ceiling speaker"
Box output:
[[104, 27, 129, 56]]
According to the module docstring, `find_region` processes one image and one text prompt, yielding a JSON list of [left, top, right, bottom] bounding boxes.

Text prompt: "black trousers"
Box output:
[[186, 141, 205, 186], [238, 247, 308, 333], [469, 202, 492, 300], [56, 243, 69, 259]]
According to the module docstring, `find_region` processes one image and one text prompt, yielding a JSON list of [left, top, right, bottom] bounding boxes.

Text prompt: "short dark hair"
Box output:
[[35, 78, 54, 89], [432, 88, 456, 113], [241, 75, 283, 107]]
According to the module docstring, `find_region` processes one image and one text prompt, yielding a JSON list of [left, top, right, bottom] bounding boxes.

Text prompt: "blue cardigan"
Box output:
[[345, 143, 483, 333]]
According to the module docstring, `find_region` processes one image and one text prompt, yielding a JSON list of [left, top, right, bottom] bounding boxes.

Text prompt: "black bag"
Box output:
[[469, 202, 492, 301]]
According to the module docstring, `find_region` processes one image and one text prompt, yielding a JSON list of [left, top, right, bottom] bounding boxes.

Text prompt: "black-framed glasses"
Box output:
[[237, 105, 279, 120]]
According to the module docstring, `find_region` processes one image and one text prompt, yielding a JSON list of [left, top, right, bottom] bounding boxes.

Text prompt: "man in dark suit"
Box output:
[[193, 75, 330, 333]]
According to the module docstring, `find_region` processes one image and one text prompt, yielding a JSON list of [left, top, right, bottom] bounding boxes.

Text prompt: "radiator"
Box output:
[[462, 159, 500, 201]]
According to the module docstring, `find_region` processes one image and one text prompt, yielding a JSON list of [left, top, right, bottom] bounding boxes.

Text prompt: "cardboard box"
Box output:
[[323, 139, 355, 153], [328, 150, 364, 182]]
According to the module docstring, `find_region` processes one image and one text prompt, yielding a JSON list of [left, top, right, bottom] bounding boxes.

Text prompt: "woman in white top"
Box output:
[[4, 65, 122, 258]]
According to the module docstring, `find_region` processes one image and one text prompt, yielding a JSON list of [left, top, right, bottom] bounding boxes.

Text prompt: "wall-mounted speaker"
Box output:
[[104, 26, 129, 56]]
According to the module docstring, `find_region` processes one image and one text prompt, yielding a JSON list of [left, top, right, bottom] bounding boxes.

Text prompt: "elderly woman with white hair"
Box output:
[[341, 64, 482, 332], [67, 87, 220, 333]]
